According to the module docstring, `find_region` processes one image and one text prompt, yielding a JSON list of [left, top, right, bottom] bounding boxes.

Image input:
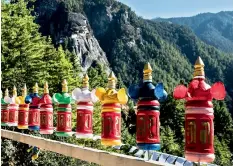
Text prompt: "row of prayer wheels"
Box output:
[[1, 82, 53, 134], [1, 57, 226, 163]]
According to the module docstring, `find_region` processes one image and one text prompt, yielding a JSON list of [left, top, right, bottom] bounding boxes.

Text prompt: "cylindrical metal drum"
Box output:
[[185, 101, 214, 162], [1, 104, 9, 126], [8, 103, 19, 126], [18, 104, 29, 129], [101, 103, 121, 145], [136, 100, 160, 150], [40, 104, 53, 134], [28, 106, 40, 130], [56, 104, 72, 137], [76, 102, 93, 138]]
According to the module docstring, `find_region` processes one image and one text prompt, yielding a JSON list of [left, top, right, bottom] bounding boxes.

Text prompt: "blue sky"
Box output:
[[118, 0, 233, 19]]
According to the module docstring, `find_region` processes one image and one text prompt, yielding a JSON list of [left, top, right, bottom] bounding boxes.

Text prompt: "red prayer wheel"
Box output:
[[39, 82, 53, 134], [101, 103, 121, 145], [56, 104, 72, 137], [72, 74, 98, 139], [76, 102, 93, 138], [185, 101, 214, 162], [26, 83, 41, 131], [95, 72, 128, 146], [128, 63, 167, 150], [8, 103, 19, 126], [173, 56, 226, 163], [136, 100, 160, 145], [40, 104, 53, 134], [28, 107, 40, 130], [52, 80, 73, 137], [1, 104, 9, 126], [18, 104, 29, 129]]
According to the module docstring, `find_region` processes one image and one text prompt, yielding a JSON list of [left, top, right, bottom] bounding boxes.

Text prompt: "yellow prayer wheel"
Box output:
[[95, 72, 128, 146]]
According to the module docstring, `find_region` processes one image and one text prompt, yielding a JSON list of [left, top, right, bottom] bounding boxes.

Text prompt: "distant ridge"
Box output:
[[153, 11, 233, 53]]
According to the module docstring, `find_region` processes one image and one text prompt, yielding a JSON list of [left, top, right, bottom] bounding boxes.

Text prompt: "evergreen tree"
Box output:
[[2, 0, 233, 165], [87, 64, 108, 89], [1, 0, 81, 94], [160, 126, 183, 156], [214, 136, 233, 166], [160, 94, 185, 143], [213, 100, 233, 161]]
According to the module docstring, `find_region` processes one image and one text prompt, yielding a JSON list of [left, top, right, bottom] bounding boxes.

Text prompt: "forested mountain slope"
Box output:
[[153, 11, 233, 53], [32, 1, 233, 164], [1, 0, 233, 165], [33, 0, 233, 105]]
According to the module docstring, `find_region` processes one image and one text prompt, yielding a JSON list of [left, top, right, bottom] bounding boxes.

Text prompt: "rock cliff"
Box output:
[[33, 0, 109, 73]]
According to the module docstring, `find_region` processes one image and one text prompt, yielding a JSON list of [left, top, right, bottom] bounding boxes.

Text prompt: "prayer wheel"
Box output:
[[173, 56, 226, 162], [95, 72, 128, 146]]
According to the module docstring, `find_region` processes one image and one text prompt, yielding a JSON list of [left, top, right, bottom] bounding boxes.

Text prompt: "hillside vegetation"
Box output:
[[1, 0, 233, 165], [153, 11, 233, 53]]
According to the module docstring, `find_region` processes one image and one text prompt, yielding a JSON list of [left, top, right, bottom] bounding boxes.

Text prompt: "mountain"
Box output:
[[33, 1, 233, 163], [31, 0, 110, 74], [32, 0, 233, 107], [1, 0, 233, 165], [153, 11, 233, 53]]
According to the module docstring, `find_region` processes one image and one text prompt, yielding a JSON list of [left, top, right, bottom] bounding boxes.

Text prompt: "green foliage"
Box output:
[[1, 0, 81, 94], [214, 136, 233, 166], [1, 139, 17, 165], [2, 0, 233, 165], [160, 95, 185, 143], [87, 64, 108, 89], [213, 102, 232, 164], [62, 0, 83, 12], [213, 101, 233, 156], [160, 126, 183, 156]]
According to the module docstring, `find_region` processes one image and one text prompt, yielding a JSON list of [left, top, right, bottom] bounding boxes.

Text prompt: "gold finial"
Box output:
[[107, 71, 117, 89], [143, 62, 152, 82], [193, 56, 205, 78], [62, 79, 68, 93], [33, 83, 39, 93], [22, 84, 27, 97], [13, 85, 17, 97], [82, 74, 89, 88], [44, 81, 49, 94], [5, 88, 9, 97]]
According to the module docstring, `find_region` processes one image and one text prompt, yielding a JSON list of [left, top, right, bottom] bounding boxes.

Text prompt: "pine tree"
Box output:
[[160, 126, 183, 156], [87, 64, 108, 89], [214, 136, 232, 166], [1, 0, 81, 94], [160, 94, 185, 143]]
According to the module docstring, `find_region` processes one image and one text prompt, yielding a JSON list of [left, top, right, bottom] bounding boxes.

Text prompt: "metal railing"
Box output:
[[1, 129, 170, 166]]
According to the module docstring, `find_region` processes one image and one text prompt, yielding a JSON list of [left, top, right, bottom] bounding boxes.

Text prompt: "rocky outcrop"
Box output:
[[34, 0, 110, 73], [33, 0, 143, 74], [86, 5, 113, 38], [67, 12, 110, 73]]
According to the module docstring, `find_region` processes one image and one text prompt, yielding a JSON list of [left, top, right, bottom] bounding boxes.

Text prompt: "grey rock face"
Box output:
[[87, 5, 113, 38], [34, 0, 110, 74], [68, 12, 110, 73]]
